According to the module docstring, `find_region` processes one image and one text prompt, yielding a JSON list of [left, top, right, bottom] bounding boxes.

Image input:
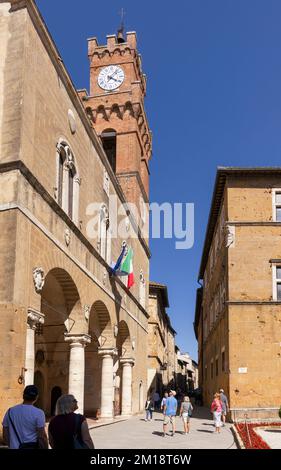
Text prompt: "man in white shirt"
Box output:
[[2, 385, 48, 449]]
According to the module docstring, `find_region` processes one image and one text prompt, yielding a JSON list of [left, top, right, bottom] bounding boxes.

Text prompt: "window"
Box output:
[[273, 266, 281, 301], [56, 141, 80, 224], [273, 190, 281, 222], [99, 205, 111, 264], [222, 350, 225, 372], [215, 357, 219, 376], [101, 129, 116, 172], [139, 270, 146, 308]]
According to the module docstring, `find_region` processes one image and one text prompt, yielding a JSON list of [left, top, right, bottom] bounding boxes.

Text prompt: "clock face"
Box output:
[[98, 65, 125, 91]]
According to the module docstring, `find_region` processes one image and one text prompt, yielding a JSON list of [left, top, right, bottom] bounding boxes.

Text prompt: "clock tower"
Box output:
[[82, 30, 152, 220]]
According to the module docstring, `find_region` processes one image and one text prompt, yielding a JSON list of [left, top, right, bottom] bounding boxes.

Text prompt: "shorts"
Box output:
[[182, 412, 190, 423], [213, 411, 222, 427], [163, 414, 176, 425]]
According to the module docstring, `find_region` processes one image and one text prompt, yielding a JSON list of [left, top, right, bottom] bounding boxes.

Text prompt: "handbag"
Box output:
[[188, 404, 193, 417], [72, 414, 89, 449], [8, 409, 39, 449]]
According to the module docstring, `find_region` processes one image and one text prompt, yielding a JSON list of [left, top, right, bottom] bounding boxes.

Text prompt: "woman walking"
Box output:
[[48, 394, 94, 449], [180, 396, 193, 434], [144, 396, 154, 421], [211, 392, 223, 433]]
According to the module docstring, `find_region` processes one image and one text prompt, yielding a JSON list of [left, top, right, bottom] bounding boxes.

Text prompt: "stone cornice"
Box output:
[[7, 0, 150, 256], [227, 221, 281, 226], [227, 300, 281, 305]]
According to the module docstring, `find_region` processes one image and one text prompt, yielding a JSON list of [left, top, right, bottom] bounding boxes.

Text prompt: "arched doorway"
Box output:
[[36, 268, 81, 416], [34, 370, 44, 410], [84, 301, 114, 417], [51, 386, 62, 416]]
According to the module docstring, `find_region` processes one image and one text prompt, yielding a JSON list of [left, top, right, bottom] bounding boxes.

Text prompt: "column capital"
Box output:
[[98, 347, 118, 358], [120, 357, 135, 366], [27, 308, 45, 329], [64, 333, 91, 347]]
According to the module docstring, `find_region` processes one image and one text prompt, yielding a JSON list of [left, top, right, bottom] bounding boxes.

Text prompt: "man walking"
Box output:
[[163, 390, 178, 437], [2, 385, 48, 449], [219, 389, 229, 426]]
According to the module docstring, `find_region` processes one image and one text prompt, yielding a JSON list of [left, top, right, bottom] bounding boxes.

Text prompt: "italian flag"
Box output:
[[120, 247, 134, 289]]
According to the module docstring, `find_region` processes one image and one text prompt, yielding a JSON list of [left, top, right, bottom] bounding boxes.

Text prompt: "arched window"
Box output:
[[56, 141, 80, 224], [139, 270, 146, 308], [100, 129, 116, 173], [99, 204, 111, 264]]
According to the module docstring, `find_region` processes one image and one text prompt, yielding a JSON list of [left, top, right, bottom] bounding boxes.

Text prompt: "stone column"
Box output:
[[64, 333, 91, 414], [120, 358, 135, 416], [98, 348, 117, 418], [25, 309, 45, 386]]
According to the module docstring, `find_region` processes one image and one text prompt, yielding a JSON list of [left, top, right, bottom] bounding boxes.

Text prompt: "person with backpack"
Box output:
[[180, 396, 193, 435], [2, 385, 48, 449], [48, 394, 94, 449]]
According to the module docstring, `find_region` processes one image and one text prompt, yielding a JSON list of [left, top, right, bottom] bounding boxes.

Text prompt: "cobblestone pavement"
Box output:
[[90, 406, 237, 449]]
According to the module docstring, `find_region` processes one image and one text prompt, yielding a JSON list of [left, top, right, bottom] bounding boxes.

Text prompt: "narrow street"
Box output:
[[90, 407, 237, 449]]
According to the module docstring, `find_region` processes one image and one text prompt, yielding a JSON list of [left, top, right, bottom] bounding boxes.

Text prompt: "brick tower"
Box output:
[[83, 30, 152, 219]]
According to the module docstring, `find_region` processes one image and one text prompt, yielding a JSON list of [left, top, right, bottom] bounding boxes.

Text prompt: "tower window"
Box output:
[[101, 129, 116, 173]]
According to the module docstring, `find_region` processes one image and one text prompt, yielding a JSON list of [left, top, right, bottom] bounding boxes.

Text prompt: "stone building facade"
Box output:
[[147, 282, 176, 394], [0, 0, 152, 426], [194, 167, 281, 421]]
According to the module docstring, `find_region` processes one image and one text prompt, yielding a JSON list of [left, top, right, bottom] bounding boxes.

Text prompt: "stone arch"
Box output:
[[88, 300, 114, 348], [96, 105, 108, 122], [110, 104, 122, 119], [36, 267, 82, 415], [123, 101, 134, 119], [117, 320, 132, 358]]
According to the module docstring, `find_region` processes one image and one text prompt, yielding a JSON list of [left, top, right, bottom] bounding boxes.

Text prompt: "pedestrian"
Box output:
[[210, 392, 223, 433], [48, 394, 94, 449], [152, 390, 160, 411], [144, 396, 154, 421], [180, 396, 193, 435], [2, 384, 48, 449], [163, 390, 177, 437], [161, 392, 168, 413], [219, 389, 229, 426]]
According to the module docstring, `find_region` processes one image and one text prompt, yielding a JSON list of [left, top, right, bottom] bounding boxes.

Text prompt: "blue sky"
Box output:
[[36, 0, 281, 359]]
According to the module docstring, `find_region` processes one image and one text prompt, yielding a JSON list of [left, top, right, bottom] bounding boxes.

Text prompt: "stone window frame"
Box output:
[[139, 269, 146, 308], [215, 355, 219, 377], [272, 188, 281, 222], [98, 203, 111, 265], [55, 139, 80, 225], [210, 359, 214, 380], [272, 263, 281, 301], [221, 346, 226, 373]]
